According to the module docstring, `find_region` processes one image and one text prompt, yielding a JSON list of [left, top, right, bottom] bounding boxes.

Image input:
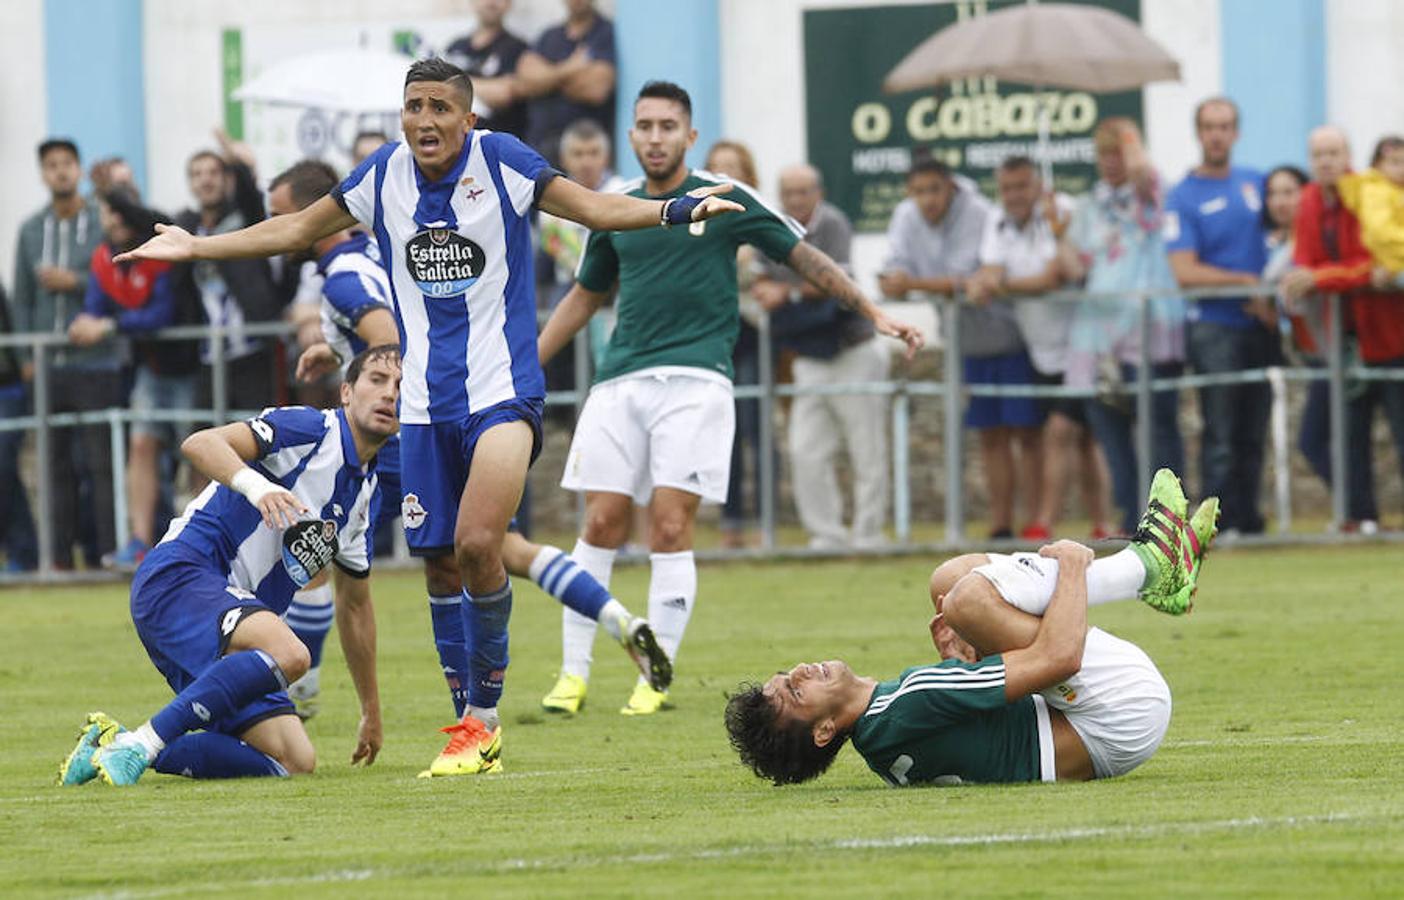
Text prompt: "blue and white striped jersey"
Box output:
[[316, 232, 393, 372], [157, 406, 378, 614], [332, 132, 557, 424]]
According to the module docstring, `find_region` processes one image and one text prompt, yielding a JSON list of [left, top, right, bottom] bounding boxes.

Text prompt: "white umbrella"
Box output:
[[883, 2, 1180, 94], [883, 2, 1180, 182], [234, 48, 416, 114]]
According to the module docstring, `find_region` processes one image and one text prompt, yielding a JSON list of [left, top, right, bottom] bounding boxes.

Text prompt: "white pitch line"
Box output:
[[74, 810, 1388, 899]]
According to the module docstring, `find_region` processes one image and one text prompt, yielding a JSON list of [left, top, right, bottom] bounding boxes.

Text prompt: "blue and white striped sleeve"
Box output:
[[322, 270, 390, 327], [484, 132, 561, 216], [332, 142, 398, 226], [245, 406, 329, 459]]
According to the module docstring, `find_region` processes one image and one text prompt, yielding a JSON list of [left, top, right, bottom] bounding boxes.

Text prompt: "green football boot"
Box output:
[[58, 712, 125, 786], [1128, 468, 1194, 615], [1183, 496, 1222, 610]]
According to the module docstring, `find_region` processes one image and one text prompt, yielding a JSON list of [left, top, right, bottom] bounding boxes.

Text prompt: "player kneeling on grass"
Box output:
[[726, 469, 1218, 787], [59, 345, 401, 786]]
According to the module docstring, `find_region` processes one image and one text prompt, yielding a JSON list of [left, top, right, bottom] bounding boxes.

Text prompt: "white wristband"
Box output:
[[230, 467, 280, 507]]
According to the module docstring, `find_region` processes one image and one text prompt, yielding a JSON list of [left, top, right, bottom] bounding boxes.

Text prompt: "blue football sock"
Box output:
[[149, 650, 287, 745], [529, 546, 610, 621], [284, 584, 335, 668], [430, 594, 471, 718], [462, 581, 511, 711], [152, 732, 289, 779]]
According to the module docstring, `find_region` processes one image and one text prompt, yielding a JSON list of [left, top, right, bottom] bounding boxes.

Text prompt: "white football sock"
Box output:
[[560, 539, 615, 680], [977, 548, 1146, 616], [467, 705, 499, 731], [646, 550, 696, 683], [125, 722, 166, 763]]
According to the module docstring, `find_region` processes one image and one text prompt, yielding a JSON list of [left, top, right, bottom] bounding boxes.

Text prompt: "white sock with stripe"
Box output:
[[979, 549, 1146, 617], [646, 550, 696, 683]]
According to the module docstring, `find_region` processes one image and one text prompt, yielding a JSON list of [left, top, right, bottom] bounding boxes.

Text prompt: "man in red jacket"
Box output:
[[1284, 125, 1404, 528]]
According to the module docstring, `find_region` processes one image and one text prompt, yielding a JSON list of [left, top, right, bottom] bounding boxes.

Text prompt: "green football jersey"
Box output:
[[577, 172, 803, 384], [850, 656, 1043, 786]]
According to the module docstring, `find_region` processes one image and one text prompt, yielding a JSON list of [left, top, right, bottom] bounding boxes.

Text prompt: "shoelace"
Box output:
[[438, 719, 488, 755]]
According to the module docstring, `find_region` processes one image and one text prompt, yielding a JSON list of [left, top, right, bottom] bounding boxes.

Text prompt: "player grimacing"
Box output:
[[117, 58, 742, 775], [536, 81, 924, 716]]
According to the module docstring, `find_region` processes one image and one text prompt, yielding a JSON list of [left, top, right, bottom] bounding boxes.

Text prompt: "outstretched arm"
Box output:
[[116, 195, 356, 264], [538, 177, 743, 232], [538, 282, 610, 366], [786, 241, 925, 358], [333, 569, 382, 766]]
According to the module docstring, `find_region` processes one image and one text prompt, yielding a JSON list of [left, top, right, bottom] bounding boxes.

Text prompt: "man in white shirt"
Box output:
[[967, 156, 1112, 541]]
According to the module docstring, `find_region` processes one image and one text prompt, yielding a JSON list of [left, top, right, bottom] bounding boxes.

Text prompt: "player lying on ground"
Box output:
[[115, 58, 732, 776], [59, 345, 401, 786], [536, 80, 926, 718], [726, 469, 1218, 787], [271, 161, 669, 746]]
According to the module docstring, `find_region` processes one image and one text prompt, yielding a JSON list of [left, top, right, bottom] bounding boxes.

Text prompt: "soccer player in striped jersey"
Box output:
[[536, 81, 925, 717], [59, 346, 401, 786], [726, 470, 1219, 787], [117, 58, 740, 775], [274, 158, 671, 746]]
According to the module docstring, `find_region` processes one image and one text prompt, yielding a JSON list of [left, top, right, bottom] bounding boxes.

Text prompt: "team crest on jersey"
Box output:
[[689, 220, 707, 236], [406, 229, 486, 297], [402, 493, 428, 529]]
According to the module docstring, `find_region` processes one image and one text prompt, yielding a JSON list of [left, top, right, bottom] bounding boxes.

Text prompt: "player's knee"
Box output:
[[941, 572, 997, 630], [649, 512, 693, 552], [930, 554, 989, 610], [280, 740, 317, 775], [454, 525, 501, 570], [266, 636, 311, 685], [583, 506, 629, 548], [423, 555, 461, 596]]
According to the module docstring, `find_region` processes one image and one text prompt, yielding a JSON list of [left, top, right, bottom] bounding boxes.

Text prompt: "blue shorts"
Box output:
[[129, 544, 294, 737], [964, 352, 1042, 429], [399, 397, 544, 557]]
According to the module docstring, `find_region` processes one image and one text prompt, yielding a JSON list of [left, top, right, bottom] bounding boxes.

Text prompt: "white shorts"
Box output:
[[561, 368, 736, 505], [1030, 627, 1172, 780]]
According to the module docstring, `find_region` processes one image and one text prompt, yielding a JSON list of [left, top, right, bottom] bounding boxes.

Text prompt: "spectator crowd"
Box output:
[[3, 0, 1404, 574]]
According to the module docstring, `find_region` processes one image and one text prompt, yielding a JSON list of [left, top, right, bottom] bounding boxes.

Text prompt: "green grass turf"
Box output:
[[3, 545, 1402, 898]]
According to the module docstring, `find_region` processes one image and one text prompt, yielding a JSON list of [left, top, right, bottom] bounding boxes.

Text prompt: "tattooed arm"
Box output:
[[786, 241, 925, 358]]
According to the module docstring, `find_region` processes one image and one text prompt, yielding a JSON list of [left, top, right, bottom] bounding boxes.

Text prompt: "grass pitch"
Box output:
[[3, 544, 1402, 897]]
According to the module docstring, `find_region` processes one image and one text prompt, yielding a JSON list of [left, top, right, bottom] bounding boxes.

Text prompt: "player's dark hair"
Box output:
[[1261, 164, 1308, 231], [345, 344, 401, 386], [1370, 135, 1404, 167], [724, 682, 848, 786], [998, 154, 1037, 176], [404, 57, 474, 110], [636, 80, 692, 120], [907, 153, 952, 183], [100, 186, 170, 247], [38, 138, 80, 163], [270, 160, 341, 211]]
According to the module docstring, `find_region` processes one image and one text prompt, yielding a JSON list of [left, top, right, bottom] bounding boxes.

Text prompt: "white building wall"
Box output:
[[1326, 0, 1404, 169], [1, 0, 50, 289]]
